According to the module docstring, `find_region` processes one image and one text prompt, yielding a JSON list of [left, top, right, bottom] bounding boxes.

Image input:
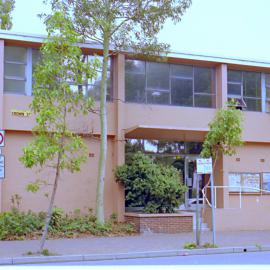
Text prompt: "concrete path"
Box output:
[[1, 230, 270, 258]]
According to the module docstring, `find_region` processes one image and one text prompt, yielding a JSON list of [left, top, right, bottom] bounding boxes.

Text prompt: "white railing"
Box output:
[[202, 185, 270, 209]]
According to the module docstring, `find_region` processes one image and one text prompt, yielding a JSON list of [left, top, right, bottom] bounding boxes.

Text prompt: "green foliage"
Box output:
[[51, 0, 192, 55], [49, 207, 64, 229], [41, 249, 51, 256], [20, 9, 99, 173], [201, 102, 243, 162], [202, 242, 218, 248], [183, 242, 197, 249], [0, 0, 15, 30], [0, 209, 44, 240], [48, 0, 192, 225], [115, 152, 187, 213], [0, 208, 136, 240]]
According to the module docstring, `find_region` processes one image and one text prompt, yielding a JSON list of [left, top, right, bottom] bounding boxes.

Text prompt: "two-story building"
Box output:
[[1, 31, 270, 231]]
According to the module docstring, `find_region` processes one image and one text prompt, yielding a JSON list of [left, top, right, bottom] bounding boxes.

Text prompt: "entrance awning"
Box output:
[[124, 125, 208, 142]]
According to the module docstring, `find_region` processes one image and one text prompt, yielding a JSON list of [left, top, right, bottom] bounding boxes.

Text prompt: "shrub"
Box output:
[[0, 209, 44, 240], [115, 152, 187, 213], [183, 242, 197, 249], [0, 208, 136, 240]]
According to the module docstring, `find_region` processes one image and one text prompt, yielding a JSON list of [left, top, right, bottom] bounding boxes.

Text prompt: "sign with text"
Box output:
[[196, 158, 213, 174], [0, 155, 4, 179], [0, 130, 4, 147]]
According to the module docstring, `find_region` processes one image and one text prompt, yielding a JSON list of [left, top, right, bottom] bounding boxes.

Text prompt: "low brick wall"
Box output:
[[125, 212, 193, 233]]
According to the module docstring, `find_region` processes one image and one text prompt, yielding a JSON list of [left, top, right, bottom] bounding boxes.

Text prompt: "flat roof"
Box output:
[[1, 30, 270, 68]]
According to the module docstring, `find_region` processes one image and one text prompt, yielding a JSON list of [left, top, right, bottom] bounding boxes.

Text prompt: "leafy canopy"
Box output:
[[115, 152, 187, 213], [0, 0, 15, 30], [201, 102, 243, 161], [20, 9, 100, 189], [49, 0, 192, 55]]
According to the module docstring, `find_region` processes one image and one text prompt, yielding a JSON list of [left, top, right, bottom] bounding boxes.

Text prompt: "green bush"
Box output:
[[0, 208, 44, 240], [0, 207, 136, 240], [115, 152, 187, 213]]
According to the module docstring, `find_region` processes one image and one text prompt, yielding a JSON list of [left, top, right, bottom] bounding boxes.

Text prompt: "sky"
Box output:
[[10, 0, 270, 62]]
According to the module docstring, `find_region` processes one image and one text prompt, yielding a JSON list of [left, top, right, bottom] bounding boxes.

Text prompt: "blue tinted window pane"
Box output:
[[146, 62, 169, 90], [125, 73, 145, 103], [194, 67, 212, 94], [243, 71, 261, 98], [171, 78, 193, 106], [228, 70, 242, 82], [171, 64, 192, 78], [146, 90, 169, 105]]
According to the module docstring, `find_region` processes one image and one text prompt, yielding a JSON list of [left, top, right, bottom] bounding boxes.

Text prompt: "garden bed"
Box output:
[[125, 212, 193, 233], [0, 208, 136, 241]]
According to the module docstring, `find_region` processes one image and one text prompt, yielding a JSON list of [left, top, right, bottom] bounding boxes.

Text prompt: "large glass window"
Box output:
[[228, 70, 262, 111], [4, 46, 113, 100], [125, 60, 216, 108], [4, 46, 27, 95], [265, 74, 270, 112]]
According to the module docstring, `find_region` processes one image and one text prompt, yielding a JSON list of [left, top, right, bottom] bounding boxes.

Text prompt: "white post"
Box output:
[[210, 174, 216, 245], [214, 186, 217, 209], [239, 186, 242, 209]]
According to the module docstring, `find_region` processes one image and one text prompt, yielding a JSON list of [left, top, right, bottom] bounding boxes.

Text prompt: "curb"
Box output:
[[1, 245, 270, 265]]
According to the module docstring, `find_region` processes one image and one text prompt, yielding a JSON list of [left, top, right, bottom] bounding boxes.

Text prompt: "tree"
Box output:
[[200, 101, 243, 245], [201, 102, 243, 165], [48, 0, 192, 224], [0, 0, 15, 30], [20, 8, 98, 253]]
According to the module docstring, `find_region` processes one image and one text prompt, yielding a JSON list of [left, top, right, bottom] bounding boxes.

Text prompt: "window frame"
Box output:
[[227, 70, 262, 112], [125, 59, 216, 109], [228, 172, 270, 195]]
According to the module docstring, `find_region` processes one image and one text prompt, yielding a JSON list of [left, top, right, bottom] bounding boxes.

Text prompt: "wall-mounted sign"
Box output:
[[0, 155, 5, 179], [196, 158, 213, 174], [0, 130, 4, 147], [11, 110, 31, 117], [229, 173, 260, 193]]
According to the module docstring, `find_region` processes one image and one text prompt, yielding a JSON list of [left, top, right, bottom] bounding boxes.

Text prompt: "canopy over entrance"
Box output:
[[124, 125, 208, 142]]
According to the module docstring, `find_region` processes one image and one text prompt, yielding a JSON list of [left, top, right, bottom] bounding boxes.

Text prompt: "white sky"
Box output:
[[11, 0, 270, 61]]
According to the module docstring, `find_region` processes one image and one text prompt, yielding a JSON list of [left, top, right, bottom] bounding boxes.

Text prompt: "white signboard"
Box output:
[[0, 155, 4, 179], [196, 158, 213, 174], [0, 130, 4, 147]]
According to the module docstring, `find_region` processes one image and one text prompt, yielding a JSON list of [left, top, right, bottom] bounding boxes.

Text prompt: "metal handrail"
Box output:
[[202, 185, 270, 209]]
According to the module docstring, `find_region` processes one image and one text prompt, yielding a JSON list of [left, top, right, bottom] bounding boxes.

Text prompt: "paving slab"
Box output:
[[1, 230, 270, 264]]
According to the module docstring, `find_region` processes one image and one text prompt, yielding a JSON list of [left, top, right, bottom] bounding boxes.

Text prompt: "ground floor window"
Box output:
[[228, 172, 270, 193]]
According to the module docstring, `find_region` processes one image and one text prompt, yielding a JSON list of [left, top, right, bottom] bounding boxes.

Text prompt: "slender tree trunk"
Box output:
[[96, 32, 110, 224], [39, 150, 62, 253], [196, 172, 200, 246]]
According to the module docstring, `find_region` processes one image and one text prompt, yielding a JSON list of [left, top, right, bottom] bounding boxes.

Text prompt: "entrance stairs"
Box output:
[[177, 204, 210, 232]]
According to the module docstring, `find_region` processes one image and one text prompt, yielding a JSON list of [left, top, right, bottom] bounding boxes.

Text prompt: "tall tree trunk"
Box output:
[[96, 32, 109, 224], [39, 150, 62, 253]]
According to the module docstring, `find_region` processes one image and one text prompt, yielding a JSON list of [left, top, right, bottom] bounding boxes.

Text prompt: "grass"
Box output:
[[183, 242, 218, 249]]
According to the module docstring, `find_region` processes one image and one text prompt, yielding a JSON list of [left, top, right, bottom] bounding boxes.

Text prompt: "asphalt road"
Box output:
[[32, 251, 270, 265]]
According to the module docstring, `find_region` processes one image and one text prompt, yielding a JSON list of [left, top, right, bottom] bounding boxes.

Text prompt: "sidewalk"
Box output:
[[1, 230, 270, 259]]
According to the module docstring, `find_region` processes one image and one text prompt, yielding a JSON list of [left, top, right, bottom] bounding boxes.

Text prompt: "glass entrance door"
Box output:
[[184, 156, 202, 207]]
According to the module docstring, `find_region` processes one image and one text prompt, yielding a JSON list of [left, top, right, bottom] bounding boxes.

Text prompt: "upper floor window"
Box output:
[[4, 46, 41, 95], [228, 70, 261, 111], [265, 74, 270, 112], [4, 46, 113, 101], [125, 60, 216, 108]]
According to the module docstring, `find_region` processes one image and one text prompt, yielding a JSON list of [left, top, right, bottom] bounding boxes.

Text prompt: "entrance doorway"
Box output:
[[125, 139, 206, 208]]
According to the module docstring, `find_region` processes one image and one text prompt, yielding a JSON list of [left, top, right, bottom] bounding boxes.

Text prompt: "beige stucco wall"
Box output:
[[3, 35, 270, 231], [204, 143, 270, 231], [1, 131, 122, 219]]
